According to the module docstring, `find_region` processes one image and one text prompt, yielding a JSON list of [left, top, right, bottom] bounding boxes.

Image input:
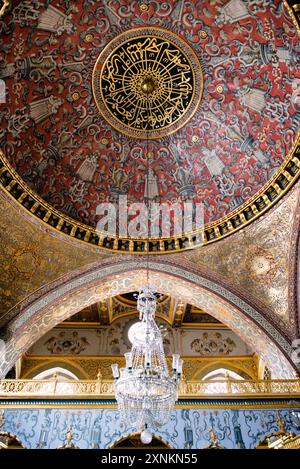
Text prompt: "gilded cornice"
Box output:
[[0, 138, 299, 253], [0, 398, 299, 410]]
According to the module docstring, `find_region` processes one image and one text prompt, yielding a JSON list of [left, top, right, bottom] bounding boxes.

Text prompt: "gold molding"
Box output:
[[20, 354, 262, 382], [181, 322, 226, 327], [0, 1, 299, 253], [284, 1, 300, 33], [0, 400, 299, 410], [35, 320, 227, 328], [1, 134, 299, 253], [60, 322, 102, 327]]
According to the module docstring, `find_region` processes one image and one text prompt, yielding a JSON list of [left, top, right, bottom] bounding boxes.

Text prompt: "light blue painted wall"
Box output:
[[1, 406, 300, 449]]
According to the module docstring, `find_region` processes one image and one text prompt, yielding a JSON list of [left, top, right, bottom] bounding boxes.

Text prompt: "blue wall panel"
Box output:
[[1, 405, 300, 449]]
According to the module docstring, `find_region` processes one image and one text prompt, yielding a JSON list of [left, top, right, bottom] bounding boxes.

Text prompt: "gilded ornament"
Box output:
[[245, 246, 277, 284], [92, 27, 203, 139], [0, 4, 299, 254], [139, 3, 149, 12], [72, 91, 80, 101], [147, 151, 154, 160], [84, 33, 94, 42]]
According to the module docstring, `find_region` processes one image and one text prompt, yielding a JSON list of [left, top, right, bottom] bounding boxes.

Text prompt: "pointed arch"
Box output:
[[0, 261, 296, 378]]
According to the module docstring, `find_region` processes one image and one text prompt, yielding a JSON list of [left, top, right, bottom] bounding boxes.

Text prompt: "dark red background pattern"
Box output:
[[0, 0, 299, 228]]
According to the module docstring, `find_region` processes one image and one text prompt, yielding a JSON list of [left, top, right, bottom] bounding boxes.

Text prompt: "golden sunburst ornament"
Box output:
[[92, 27, 203, 139]]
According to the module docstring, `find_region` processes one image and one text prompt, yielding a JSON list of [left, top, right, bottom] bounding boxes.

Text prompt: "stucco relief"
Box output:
[[190, 332, 236, 355], [43, 331, 90, 355], [26, 320, 249, 358]]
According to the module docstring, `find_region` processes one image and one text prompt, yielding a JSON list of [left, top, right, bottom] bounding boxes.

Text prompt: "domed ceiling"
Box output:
[[0, 0, 299, 252]]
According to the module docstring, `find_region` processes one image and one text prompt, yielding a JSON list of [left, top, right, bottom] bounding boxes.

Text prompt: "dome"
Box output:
[[0, 0, 299, 252]]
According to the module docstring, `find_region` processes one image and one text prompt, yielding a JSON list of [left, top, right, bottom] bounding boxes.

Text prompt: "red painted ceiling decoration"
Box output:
[[0, 0, 299, 230]]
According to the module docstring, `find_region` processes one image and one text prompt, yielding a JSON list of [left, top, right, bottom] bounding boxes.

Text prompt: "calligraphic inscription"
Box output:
[[92, 28, 203, 139]]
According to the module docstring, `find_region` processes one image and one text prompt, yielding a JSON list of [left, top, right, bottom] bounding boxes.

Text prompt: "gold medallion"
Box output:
[[92, 27, 203, 139]]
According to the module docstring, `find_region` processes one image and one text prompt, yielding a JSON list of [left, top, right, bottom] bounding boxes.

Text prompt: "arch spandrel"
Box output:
[[1, 262, 297, 379]]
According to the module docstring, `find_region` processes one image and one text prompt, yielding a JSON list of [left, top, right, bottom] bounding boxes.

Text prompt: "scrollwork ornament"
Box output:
[[92, 27, 203, 139]]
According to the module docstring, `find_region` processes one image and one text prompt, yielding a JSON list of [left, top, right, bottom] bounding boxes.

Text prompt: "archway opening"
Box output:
[[33, 367, 78, 381], [2, 263, 296, 379]]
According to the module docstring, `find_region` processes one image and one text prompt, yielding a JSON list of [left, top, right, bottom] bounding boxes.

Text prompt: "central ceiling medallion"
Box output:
[[92, 27, 203, 139]]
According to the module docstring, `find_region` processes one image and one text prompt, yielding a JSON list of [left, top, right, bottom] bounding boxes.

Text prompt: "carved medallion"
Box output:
[[92, 27, 203, 139]]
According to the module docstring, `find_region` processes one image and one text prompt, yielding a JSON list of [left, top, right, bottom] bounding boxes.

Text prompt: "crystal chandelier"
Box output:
[[111, 286, 183, 444]]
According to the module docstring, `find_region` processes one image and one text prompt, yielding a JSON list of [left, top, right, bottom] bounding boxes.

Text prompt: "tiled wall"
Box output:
[[1, 405, 300, 449]]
